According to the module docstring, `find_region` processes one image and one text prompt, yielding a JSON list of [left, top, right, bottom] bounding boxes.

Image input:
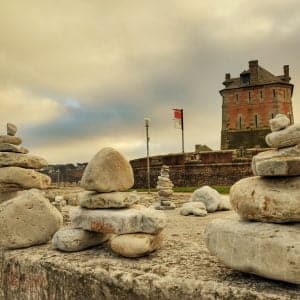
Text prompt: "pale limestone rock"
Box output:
[[265, 124, 300, 148], [0, 167, 51, 189], [79, 191, 139, 209], [0, 143, 28, 153], [158, 189, 173, 197], [252, 144, 300, 176], [180, 202, 207, 217], [230, 176, 300, 223], [269, 114, 290, 132], [217, 196, 231, 211], [190, 186, 221, 213], [52, 227, 109, 252], [0, 135, 22, 145], [81, 147, 134, 192], [6, 123, 17, 136], [204, 217, 300, 285], [110, 233, 163, 258], [0, 152, 48, 169], [0, 191, 20, 203], [0, 189, 63, 249], [71, 206, 166, 234]]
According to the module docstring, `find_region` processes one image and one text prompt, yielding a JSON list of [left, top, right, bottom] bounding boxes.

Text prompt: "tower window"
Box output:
[[273, 89, 276, 98], [235, 94, 239, 104], [238, 115, 243, 129], [260, 90, 263, 101], [254, 114, 259, 128], [248, 91, 251, 102]]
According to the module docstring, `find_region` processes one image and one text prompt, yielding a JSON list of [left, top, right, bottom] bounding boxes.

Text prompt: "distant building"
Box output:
[[220, 60, 294, 149]]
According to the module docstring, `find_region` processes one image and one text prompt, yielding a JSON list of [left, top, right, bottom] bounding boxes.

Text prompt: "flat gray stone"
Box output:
[[110, 233, 163, 258], [269, 114, 290, 132], [0, 167, 51, 189], [158, 189, 173, 197], [230, 176, 300, 223], [0, 152, 48, 169], [0, 189, 63, 249], [52, 227, 109, 252], [266, 124, 300, 148], [180, 202, 207, 216], [71, 206, 166, 234], [252, 144, 300, 176], [0, 135, 22, 145], [204, 217, 300, 285], [6, 123, 17, 136], [81, 147, 134, 192], [0, 143, 28, 153], [190, 186, 221, 212], [79, 191, 139, 208]]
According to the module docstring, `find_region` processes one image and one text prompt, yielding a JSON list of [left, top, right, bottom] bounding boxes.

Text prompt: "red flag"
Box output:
[[173, 108, 183, 129]]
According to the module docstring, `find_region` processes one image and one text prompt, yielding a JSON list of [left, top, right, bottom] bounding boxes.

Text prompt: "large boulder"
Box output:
[[230, 176, 300, 223], [79, 191, 139, 208], [269, 114, 290, 132], [180, 202, 207, 217], [190, 186, 221, 212], [0, 135, 22, 145], [0, 152, 48, 169], [265, 124, 300, 148], [252, 144, 300, 176], [204, 217, 300, 285], [71, 206, 166, 234], [0, 167, 51, 189], [217, 196, 231, 211], [110, 233, 163, 258], [0, 189, 63, 249], [0, 143, 28, 154], [52, 227, 109, 252], [81, 147, 134, 192]]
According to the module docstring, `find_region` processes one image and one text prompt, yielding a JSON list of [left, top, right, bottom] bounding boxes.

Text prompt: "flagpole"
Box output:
[[181, 109, 184, 153]]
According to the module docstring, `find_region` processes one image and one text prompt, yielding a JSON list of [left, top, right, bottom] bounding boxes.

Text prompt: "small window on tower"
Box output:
[[254, 114, 259, 128], [248, 91, 251, 102], [235, 94, 239, 104], [273, 89, 276, 98], [260, 90, 263, 101], [239, 116, 243, 129]]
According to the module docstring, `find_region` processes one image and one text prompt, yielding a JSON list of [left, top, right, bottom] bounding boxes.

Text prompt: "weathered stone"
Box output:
[[230, 176, 300, 223], [180, 202, 207, 217], [204, 217, 300, 285], [52, 227, 109, 252], [154, 202, 176, 210], [266, 124, 300, 148], [157, 180, 173, 188], [269, 114, 290, 132], [79, 191, 139, 208], [158, 189, 173, 197], [0, 143, 28, 153], [0, 182, 23, 193], [6, 123, 17, 136], [71, 206, 166, 234], [81, 147, 134, 192], [252, 144, 300, 176], [190, 186, 221, 212], [217, 196, 231, 211], [0, 135, 22, 145], [0, 191, 20, 203], [110, 233, 163, 258], [0, 152, 48, 169], [0, 167, 51, 189], [0, 189, 63, 249]]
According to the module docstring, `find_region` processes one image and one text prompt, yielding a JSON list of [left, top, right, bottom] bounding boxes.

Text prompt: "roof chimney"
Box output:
[[225, 73, 231, 80], [249, 60, 259, 84], [284, 65, 289, 77]]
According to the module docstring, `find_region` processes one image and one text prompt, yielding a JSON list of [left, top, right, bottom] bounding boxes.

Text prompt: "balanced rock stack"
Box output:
[[53, 148, 167, 257], [0, 123, 62, 249], [205, 114, 300, 285], [155, 165, 176, 210]]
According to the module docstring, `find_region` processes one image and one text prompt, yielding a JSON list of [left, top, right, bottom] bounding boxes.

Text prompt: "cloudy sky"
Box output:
[[1, 0, 300, 164]]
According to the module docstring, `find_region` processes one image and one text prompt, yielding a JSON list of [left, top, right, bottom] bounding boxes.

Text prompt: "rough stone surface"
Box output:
[[266, 124, 300, 148], [230, 176, 300, 223], [0, 143, 28, 153], [217, 196, 231, 211], [6, 123, 17, 136], [190, 186, 221, 212], [81, 147, 134, 192], [0, 191, 20, 203], [154, 202, 176, 210], [0, 167, 51, 190], [252, 144, 300, 176], [79, 191, 139, 208], [1, 210, 299, 300], [180, 202, 208, 217], [269, 114, 290, 132], [0, 152, 48, 169], [71, 206, 166, 234], [205, 217, 300, 285], [0, 189, 63, 249], [110, 233, 163, 258], [158, 189, 173, 197], [52, 227, 109, 252], [0, 135, 22, 145]]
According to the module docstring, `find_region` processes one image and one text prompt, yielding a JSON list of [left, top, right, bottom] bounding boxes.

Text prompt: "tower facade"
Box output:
[[220, 60, 294, 150]]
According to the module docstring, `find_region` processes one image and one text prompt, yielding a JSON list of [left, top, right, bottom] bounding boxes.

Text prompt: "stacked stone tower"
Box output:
[[220, 60, 294, 150]]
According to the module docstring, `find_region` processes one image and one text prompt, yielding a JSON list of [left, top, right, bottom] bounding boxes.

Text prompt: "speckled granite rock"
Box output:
[[190, 186, 221, 212], [269, 114, 290, 132], [180, 202, 207, 216]]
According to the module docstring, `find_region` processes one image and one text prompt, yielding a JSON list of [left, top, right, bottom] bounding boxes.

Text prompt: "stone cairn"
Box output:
[[0, 123, 62, 249], [53, 147, 167, 257], [155, 165, 176, 210], [205, 114, 300, 285]]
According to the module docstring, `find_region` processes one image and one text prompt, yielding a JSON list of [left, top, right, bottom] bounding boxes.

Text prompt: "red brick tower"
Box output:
[[220, 60, 294, 150]]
